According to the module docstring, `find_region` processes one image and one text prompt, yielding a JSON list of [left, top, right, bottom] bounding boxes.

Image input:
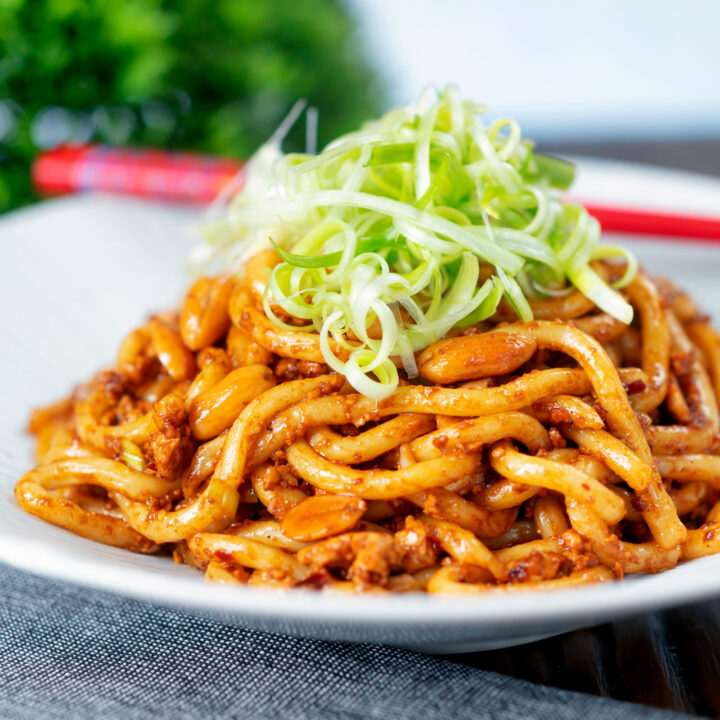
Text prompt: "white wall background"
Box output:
[[350, 0, 720, 142]]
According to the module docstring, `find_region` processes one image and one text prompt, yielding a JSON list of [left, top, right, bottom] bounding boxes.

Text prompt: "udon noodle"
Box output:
[[16, 254, 720, 594]]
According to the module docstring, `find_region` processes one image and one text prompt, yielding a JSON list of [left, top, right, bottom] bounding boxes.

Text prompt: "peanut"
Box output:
[[417, 332, 536, 384], [281, 494, 366, 542]]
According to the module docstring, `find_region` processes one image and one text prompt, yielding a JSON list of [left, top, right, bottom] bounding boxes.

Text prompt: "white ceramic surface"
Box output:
[[3, 160, 720, 653]]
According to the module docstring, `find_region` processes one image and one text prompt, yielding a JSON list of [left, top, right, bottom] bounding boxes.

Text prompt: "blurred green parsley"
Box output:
[[0, 0, 383, 211]]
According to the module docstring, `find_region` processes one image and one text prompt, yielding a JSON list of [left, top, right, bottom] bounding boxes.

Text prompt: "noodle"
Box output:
[[15, 258, 720, 593]]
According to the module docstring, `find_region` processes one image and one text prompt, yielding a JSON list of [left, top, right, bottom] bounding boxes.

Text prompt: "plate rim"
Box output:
[[4, 526, 720, 627]]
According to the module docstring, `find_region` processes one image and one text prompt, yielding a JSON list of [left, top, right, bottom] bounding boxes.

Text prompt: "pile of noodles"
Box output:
[[17, 258, 720, 594]]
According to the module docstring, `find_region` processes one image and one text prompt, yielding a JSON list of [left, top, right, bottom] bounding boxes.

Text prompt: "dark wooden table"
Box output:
[[540, 139, 720, 181], [454, 140, 720, 718], [454, 599, 720, 716]]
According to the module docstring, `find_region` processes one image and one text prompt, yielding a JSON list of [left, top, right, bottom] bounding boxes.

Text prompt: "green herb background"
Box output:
[[0, 0, 383, 212]]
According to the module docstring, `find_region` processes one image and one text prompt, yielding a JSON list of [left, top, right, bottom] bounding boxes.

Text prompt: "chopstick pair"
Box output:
[[31, 144, 720, 241]]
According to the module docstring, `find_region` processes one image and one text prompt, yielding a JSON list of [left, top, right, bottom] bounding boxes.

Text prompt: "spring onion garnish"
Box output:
[[199, 86, 637, 399]]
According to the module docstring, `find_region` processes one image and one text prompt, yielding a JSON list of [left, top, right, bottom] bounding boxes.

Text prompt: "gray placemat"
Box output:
[[0, 562, 693, 720]]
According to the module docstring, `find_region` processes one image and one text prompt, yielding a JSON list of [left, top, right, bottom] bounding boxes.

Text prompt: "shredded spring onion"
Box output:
[[198, 86, 637, 399]]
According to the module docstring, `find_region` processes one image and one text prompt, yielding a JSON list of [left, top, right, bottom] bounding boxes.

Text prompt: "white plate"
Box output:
[[3, 160, 720, 654]]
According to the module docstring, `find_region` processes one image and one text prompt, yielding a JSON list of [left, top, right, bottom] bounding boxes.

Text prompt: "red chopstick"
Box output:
[[568, 201, 720, 243], [32, 144, 243, 205], [31, 145, 720, 241]]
